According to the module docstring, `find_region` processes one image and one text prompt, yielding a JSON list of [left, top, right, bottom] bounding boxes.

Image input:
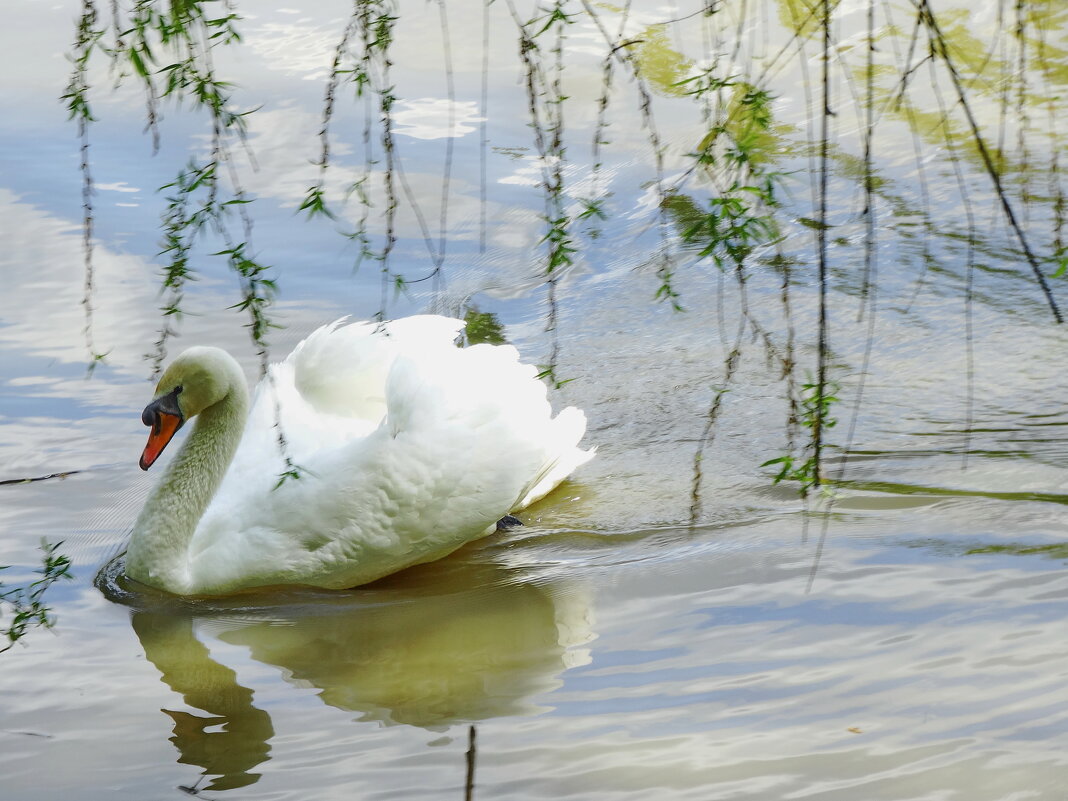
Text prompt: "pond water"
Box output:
[[3, 0, 1068, 798]]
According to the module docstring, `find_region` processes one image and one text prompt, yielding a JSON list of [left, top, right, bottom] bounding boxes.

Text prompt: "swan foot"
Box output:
[[496, 515, 523, 531]]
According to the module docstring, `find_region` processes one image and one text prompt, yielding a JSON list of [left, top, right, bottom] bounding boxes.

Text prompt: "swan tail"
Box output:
[[386, 337, 593, 516], [515, 406, 596, 510]]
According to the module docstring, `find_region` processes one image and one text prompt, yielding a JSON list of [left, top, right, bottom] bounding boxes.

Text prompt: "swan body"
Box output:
[[126, 316, 593, 596]]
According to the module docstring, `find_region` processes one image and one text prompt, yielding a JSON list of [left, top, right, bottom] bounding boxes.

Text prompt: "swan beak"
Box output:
[[139, 390, 185, 471]]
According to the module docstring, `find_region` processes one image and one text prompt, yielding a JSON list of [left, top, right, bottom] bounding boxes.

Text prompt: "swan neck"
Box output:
[[127, 378, 249, 593]]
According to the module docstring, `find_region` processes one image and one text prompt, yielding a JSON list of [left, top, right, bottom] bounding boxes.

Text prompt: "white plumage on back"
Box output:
[[170, 316, 593, 593]]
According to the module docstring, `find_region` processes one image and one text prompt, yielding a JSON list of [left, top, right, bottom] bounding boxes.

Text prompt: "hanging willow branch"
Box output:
[[63, 0, 312, 484], [916, 0, 1062, 323], [62, 0, 105, 371], [578, 0, 677, 307], [505, 0, 576, 388]]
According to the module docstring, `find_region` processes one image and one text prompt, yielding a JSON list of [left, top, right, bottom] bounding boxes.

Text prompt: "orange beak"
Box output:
[[140, 412, 183, 470], [139, 386, 185, 470]]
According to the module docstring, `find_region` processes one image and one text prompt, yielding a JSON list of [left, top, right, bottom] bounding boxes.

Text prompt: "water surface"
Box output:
[[3, 0, 1068, 798]]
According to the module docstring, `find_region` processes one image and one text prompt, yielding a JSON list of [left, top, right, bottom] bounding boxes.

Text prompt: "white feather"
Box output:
[[127, 315, 593, 595]]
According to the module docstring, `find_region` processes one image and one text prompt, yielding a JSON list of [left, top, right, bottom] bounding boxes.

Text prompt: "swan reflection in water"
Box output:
[[102, 552, 594, 792]]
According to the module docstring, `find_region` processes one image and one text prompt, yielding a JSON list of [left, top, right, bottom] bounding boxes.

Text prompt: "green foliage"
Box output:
[[681, 187, 780, 272], [653, 274, 684, 312], [0, 541, 74, 654], [462, 308, 508, 346], [965, 542, 1068, 560], [533, 2, 577, 36], [1051, 245, 1068, 278], [217, 242, 279, 352], [542, 215, 578, 275], [679, 76, 783, 173], [511, 0, 577, 386], [272, 464, 308, 491], [671, 64, 823, 493], [307, 0, 405, 318], [61, 1, 102, 126], [67, 1, 310, 487], [67, 1, 280, 371], [629, 25, 694, 98], [762, 378, 841, 497], [536, 365, 577, 390], [664, 69, 784, 315], [577, 198, 607, 222], [298, 185, 336, 221], [63, 0, 107, 369]]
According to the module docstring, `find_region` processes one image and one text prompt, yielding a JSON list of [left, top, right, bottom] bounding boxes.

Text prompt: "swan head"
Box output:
[[139, 346, 240, 471]]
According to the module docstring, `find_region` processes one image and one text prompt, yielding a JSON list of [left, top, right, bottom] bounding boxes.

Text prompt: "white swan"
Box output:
[[125, 315, 593, 596]]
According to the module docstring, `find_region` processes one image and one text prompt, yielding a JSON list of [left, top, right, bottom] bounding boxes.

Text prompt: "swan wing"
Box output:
[[186, 317, 590, 593], [287, 315, 464, 420]]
